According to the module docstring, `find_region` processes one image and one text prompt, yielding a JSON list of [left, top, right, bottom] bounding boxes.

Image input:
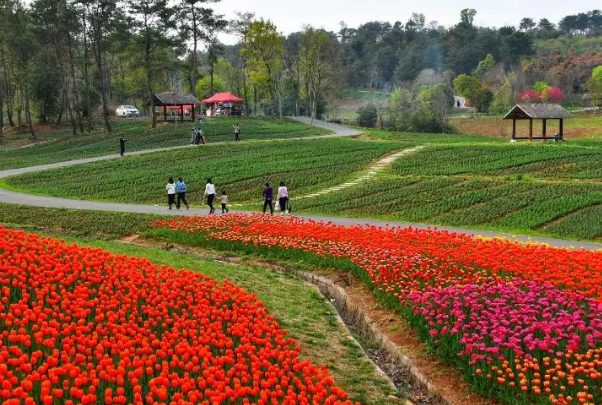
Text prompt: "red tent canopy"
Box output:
[[201, 92, 245, 104]]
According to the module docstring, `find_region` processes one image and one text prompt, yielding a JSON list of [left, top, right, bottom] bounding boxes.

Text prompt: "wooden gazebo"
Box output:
[[148, 92, 202, 122], [504, 104, 572, 141]]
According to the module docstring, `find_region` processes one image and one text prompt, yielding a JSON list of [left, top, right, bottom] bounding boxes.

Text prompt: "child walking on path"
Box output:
[[176, 177, 189, 210], [166, 177, 176, 210], [221, 191, 229, 214]]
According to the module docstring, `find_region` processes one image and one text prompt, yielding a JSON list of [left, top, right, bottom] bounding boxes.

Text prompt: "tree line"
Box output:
[[1, 3, 602, 137]]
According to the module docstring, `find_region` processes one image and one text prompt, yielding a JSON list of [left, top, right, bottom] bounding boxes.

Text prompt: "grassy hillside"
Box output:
[[4, 138, 400, 205], [0, 117, 329, 170]]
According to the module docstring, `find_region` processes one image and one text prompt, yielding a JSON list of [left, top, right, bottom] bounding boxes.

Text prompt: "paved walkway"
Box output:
[[0, 118, 600, 251]]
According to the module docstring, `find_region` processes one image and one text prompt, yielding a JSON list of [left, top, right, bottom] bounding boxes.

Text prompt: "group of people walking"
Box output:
[[165, 177, 289, 215], [262, 182, 289, 215], [189, 123, 241, 145]]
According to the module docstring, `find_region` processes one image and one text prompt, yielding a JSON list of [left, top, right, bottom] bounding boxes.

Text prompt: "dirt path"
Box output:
[[297, 146, 425, 200]]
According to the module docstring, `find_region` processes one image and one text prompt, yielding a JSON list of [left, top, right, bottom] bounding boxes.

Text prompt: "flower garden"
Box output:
[[150, 213, 602, 405], [0, 226, 355, 405]]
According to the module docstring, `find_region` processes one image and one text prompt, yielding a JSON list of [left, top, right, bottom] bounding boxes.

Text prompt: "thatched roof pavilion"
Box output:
[[504, 104, 572, 141]]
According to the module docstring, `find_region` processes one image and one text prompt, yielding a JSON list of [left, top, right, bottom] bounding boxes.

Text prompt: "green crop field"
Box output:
[[0, 117, 329, 170], [8, 119, 602, 241], [291, 140, 602, 240], [391, 144, 602, 179], [4, 138, 400, 206]]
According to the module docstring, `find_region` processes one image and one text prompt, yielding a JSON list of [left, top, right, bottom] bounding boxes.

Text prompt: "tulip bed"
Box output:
[[0, 118, 327, 170], [293, 175, 602, 239], [391, 144, 602, 179], [5, 138, 399, 205], [151, 213, 602, 405], [0, 226, 356, 405]]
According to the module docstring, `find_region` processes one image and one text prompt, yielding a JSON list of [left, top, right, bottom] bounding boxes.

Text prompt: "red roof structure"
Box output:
[[201, 92, 245, 104]]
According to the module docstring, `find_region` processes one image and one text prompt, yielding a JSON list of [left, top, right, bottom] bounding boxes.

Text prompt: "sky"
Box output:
[[212, 0, 601, 44]]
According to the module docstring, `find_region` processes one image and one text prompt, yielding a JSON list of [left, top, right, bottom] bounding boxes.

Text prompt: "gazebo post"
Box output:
[[163, 105, 167, 122], [180, 105, 184, 122], [512, 119, 516, 140], [529, 119, 533, 141], [559, 118, 564, 140], [192, 104, 196, 122], [542, 118, 547, 139]]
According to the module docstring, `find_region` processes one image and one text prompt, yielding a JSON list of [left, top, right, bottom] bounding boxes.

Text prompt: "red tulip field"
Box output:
[[151, 213, 602, 405], [0, 226, 355, 405]]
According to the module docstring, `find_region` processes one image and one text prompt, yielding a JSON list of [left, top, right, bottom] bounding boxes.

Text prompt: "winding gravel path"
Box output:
[[0, 118, 600, 250]]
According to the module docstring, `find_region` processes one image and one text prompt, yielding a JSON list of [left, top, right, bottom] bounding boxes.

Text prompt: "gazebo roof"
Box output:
[[150, 92, 201, 106], [504, 104, 572, 120], [202, 92, 245, 104]]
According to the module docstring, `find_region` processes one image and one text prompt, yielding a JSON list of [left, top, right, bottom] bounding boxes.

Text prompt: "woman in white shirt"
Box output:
[[166, 177, 176, 210], [204, 178, 216, 214], [278, 181, 289, 214]]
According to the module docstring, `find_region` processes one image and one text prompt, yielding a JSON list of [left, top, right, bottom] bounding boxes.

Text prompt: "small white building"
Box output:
[[453, 96, 467, 108]]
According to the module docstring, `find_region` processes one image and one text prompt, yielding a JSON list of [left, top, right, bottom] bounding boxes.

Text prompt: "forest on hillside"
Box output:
[[1, 0, 602, 136]]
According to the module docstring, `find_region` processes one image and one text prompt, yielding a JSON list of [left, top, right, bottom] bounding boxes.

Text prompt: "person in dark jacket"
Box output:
[[175, 177, 189, 210], [262, 183, 273, 214], [119, 138, 126, 156]]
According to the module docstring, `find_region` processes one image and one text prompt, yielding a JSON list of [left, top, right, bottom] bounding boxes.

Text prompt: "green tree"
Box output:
[[533, 81, 550, 93], [297, 26, 338, 124], [4, 1, 37, 137], [81, 0, 119, 132], [129, 0, 177, 128], [474, 54, 495, 78], [195, 75, 225, 98], [453, 74, 481, 106], [588, 66, 602, 109], [177, 0, 227, 98], [356, 102, 378, 128], [242, 19, 285, 118], [519, 18, 536, 31], [593, 66, 602, 87]]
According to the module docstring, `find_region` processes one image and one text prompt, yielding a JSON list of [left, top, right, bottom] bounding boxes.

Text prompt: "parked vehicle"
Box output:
[[116, 105, 140, 117]]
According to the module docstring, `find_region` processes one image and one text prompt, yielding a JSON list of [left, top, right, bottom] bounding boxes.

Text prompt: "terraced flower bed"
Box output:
[[0, 118, 328, 170], [0, 226, 356, 405], [151, 213, 602, 405], [4, 138, 399, 205], [293, 176, 602, 239], [390, 144, 602, 179]]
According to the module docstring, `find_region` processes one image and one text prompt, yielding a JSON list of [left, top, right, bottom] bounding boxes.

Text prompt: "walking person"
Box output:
[[233, 122, 241, 142], [176, 177, 189, 210], [278, 181, 289, 215], [221, 191, 229, 214], [166, 177, 176, 210], [262, 183, 274, 215], [204, 178, 216, 214], [119, 138, 126, 156]]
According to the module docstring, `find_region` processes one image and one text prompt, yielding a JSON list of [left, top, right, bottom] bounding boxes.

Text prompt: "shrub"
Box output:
[[356, 103, 378, 128], [519, 89, 540, 103], [473, 88, 494, 113]]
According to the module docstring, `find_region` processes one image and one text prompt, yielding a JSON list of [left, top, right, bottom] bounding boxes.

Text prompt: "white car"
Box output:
[[116, 105, 140, 118]]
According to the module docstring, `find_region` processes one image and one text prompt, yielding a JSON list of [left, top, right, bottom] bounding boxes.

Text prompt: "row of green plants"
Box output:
[[0, 118, 326, 170], [0, 203, 158, 237], [5, 138, 400, 204], [294, 176, 602, 240], [391, 144, 602, 178]]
